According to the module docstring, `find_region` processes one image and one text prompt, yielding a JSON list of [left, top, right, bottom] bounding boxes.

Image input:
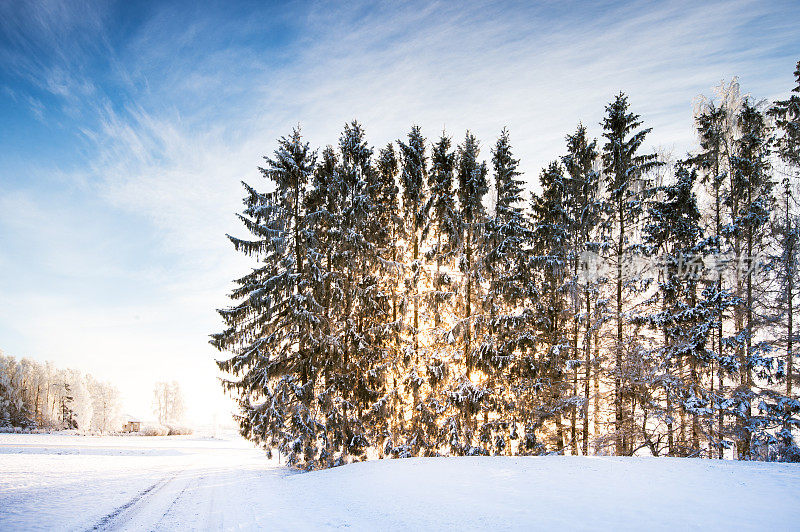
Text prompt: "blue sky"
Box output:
[[1, 0, 799, 422]]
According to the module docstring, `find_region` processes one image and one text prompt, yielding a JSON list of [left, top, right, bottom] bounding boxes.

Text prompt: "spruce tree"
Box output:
[[480, 128, 529, 454], [689, 100, 737, 458], [769, 61, 800, 400], [770, 61, 800, 169], [334, 121, 391, 461], [397, 126, 429, 455], [453, 131, 489, 453], [213, 127, 320, 466], [727, 101, 775, 458], [528, 162, 572, 453], [373, 143, 406, 456], [420, 134, 459, 453], [641, 163, 712, 456], [562, 124, 602, 455], [424, 134, 459, 332], [601, 93, 662, 455], [303, 144, 348, 465]]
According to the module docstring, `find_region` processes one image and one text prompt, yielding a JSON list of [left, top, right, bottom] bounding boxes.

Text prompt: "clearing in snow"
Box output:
[[1, 432, 798, 531]]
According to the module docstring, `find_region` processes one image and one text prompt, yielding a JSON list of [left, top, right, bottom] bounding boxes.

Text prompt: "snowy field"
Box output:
[[1, 433, 799, 531]]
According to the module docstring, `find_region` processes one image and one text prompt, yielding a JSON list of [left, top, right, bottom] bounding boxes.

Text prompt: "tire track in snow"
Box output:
[[86, 472, 178, 531], [153, 473, 202, 529]]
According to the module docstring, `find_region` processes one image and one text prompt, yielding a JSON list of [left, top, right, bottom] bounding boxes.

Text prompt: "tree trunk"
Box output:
[[787, 191, 794, 398], [465, 224, 472, 377], [582, 293, 591, 455], [593, 329, 601, 454], [571, 315, 579, 455], [678, 354, 686, 455], [664, 295, 674, 456], [615, 201, 625, 456]]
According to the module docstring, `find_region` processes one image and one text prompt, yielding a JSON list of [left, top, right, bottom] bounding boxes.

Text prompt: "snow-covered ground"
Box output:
[[1, 432, 798, 531]]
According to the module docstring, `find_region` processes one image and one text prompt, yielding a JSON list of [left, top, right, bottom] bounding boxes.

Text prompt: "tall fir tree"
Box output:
[[304, 144, 345, 465], [561, 124, 603, 455], [213, 128, 320, 466], [690, 99, 737, 458], [373, 143, 406, 456], [452, 131, 489, 453], [527, 162, 572, 453], [424, 134, 459, 332], [397, 126, 430, 455], [641, 164, 713, 457], [479, 128, 529, 454], [420, 134, 460, 453], [727, 101, 775, 458], [333, 121, 390, 461], [601, 93, 662, 455], [769, 60, 800, 400]]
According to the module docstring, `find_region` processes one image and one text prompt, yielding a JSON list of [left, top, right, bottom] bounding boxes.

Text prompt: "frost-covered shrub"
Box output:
[[139, 424, 169, 436]]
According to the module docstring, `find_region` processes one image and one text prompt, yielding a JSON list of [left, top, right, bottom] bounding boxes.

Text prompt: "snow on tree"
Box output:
[[0, 353, 119, 431], [397, 126, 430, 455], [478, 128, 529, 454], [561, 124, 603, 455], [213, 127, 320, 466], [424, 134, 459, 334], [331, 121, 393, 461], [724, 100, 775, 458], [689, 92, 739, 458], [639, 163, 714, 456], [213, 65, 800, 465], [0, 352, 35, 428], [451, 131, 489, 454], [67, 369, 93, 430], [87, 376, 121, 433], [601, 93, 662, 455], [769, 60, 800, 401], [524, 161, 574, 454]]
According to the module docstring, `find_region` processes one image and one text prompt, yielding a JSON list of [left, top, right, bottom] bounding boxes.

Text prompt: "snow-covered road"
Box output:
[[0, 433, 298, 530], [2, 432, 799, 531]]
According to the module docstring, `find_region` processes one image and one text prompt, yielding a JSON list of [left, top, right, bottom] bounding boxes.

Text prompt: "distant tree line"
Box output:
[[0, 350, 121, 432], [214, 61, 800, 468]]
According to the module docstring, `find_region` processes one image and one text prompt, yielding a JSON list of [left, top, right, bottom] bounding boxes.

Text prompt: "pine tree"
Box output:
[[303, 144, 345, 464], [770, 61, 800, 169], [452, 131, 489, 454], [373, 143, 406, 456], [397, 126, 429, 455], [562, 124, 602, 454], [528, 162, 572, 453], [424, 134, 459, 332], [747, 62, 800, 461], [641, 163, 713, 456], [690, 98, 737, 458], [213, 127, 320, 466], [479, 128, 529, 454], [727, 101, 775, 458], [420, 133, 459, 453], [375, 144, 403, 330], [601, 93, 662, 455], [769, 60, 800, 399], [333, 121, 392, 461]]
